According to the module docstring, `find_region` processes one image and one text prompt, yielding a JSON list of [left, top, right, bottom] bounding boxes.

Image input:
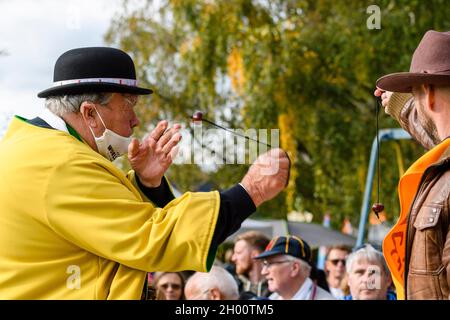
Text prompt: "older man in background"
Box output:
[[185, 266, 239, 300], [345, 244, 395, 300], [255, 236, 334, 300]]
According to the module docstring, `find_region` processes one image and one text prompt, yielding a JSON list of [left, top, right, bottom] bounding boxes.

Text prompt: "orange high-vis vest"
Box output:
[[383, 138, 450, 300]]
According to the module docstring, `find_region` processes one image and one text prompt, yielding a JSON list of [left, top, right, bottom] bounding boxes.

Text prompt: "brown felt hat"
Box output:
[[376, 30, 450, 93]]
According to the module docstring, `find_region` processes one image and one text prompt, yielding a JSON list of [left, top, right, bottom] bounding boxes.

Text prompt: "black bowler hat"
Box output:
[[254, 235, 312, 263], [37, 47, 153, 98]]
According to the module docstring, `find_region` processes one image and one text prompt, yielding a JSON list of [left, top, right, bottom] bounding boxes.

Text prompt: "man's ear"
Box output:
[[290, 261, 301, 277], [324, 260, 330, 273], [250, 249, 260, 259], [209, 287, 222, 300], [385, 273, 392, 287], [80, 102, 98, 128], [424, 84, 436, 111]]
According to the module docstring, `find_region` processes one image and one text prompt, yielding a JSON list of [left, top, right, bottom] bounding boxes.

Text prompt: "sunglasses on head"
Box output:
[[160, 283, 181, 290], [329, 259, 346, 266]]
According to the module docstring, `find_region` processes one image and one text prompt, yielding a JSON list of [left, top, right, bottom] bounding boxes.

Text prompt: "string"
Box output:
[[191, 115, 290, 187], [195, 118, 272, 147], [375, 98, 382, 220], [376, 99, 380, 204]]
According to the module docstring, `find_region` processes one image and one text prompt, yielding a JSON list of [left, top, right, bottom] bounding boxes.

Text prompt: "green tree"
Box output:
[[106, 0, 449, 226]]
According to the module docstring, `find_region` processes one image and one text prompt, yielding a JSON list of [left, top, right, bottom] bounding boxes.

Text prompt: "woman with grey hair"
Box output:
[[344, 244, 396, 300]]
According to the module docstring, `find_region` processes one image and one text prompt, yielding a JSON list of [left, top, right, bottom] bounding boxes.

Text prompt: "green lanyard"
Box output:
[[66, 123, 83, 142], [18, 114, 83, 143]]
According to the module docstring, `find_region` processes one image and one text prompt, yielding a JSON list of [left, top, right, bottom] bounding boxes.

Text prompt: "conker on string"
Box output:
[[192, 111, 203, 122], [372, 202, 384, 213]]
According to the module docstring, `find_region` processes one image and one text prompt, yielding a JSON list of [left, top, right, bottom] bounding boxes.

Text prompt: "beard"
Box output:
[[236, 262, 252, 275], [416, 100, 441, 145]]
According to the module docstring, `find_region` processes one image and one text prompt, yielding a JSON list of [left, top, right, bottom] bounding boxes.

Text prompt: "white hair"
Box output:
[[346, 244, 390, 277], [44, 93, 114, 116], [186, 266, 239, 300], [284, 255, 312, 278]]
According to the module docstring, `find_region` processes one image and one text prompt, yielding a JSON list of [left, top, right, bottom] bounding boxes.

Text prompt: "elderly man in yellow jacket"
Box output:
[[0, 47, 290, 299]]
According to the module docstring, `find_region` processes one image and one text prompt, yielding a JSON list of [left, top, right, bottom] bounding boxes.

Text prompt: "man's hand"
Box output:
[[128, 120, 182, 188], [240, 148, 290, 207], [374, 88, 393, 109]]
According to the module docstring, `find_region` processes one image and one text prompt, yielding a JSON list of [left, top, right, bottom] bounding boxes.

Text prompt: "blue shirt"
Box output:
[[344, 290, 397, 300]]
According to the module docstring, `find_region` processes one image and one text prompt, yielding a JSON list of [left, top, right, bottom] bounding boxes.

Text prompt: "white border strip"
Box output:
[[52, 78, 138, 87]]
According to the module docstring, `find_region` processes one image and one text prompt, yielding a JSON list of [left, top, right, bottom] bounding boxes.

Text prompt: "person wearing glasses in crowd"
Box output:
[[345, 244, 396, 300], [184, 266, 239, 300], [324, 245, 351, 299], [152, 272, 186, 300], [254, 236, 335, 300]]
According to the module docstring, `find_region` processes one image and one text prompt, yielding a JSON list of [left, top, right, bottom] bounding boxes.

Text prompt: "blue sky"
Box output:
[[0, 0, 152, 136]]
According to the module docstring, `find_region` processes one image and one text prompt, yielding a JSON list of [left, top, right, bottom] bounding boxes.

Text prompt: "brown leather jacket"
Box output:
[[389, 94, 450, 300]]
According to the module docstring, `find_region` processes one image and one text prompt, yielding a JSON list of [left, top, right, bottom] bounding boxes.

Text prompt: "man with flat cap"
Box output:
[[375, 30, 450, 300], [254, 235, 334, 300], [0, 47, 290, 299]]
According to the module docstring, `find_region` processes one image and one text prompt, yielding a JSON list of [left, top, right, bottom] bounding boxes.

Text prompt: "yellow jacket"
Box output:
[[0, 117, 220, 299]]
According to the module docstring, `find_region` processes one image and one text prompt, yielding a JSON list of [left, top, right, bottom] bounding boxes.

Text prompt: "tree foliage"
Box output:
[[106, 0, 450, 227]]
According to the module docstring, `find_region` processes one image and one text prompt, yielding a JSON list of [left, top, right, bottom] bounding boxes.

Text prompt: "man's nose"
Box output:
[[361, 272, 370, 285], [261, 265, 269, 276], [131, 112, 140, 128]]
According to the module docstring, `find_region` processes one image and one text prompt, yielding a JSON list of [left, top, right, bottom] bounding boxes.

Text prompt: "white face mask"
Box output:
[[87, 106, 132, 161]]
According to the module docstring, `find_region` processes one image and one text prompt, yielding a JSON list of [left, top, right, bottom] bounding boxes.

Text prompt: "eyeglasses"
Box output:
[[160, 283, 182, 290], [261, 259, 291, 268], [328, 259, 346, 266], [121, 93, 139, 107]]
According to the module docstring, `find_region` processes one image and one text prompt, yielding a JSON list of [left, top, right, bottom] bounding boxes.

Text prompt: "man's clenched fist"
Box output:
[[240, 148, 291, 207]]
